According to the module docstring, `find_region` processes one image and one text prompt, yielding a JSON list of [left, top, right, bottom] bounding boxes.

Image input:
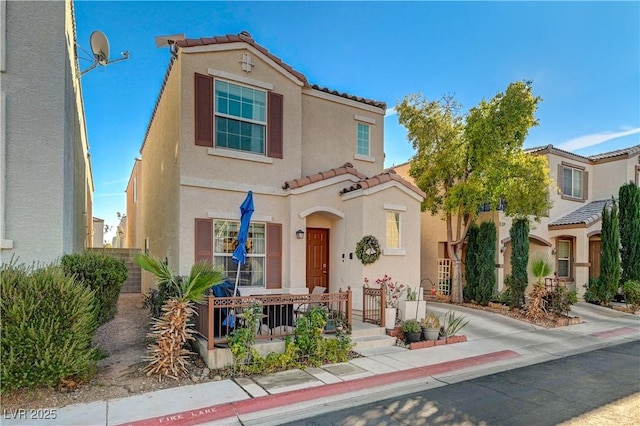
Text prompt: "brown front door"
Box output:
[[306, 228, 329, 292], [589, 240, 601, 278]]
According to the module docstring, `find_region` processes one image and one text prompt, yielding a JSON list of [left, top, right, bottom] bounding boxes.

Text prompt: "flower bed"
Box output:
[[408, 335, 467, 350]]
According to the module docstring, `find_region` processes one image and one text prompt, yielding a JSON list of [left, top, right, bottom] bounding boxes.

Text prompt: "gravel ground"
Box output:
[[1, 293, 217, 411]]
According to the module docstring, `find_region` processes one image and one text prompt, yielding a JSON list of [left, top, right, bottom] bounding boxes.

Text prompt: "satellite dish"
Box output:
[[90, 31, 110, 65], [81, 30, 129, 76]]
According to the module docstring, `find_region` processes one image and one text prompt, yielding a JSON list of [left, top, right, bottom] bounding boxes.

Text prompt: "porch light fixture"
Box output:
[[296, 229, 305, 239], [500, 243, 506, 253], [552, 248, 556, 256]]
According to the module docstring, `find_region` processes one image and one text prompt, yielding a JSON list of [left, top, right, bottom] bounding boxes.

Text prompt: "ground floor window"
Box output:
[[557, 239, 571, 278], [214, 220, 265, 287], [386, 211, 400, 249]]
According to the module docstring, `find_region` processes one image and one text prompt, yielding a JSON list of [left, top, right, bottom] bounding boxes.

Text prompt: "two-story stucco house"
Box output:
[[395, 143, 640, 299], [1, 0, 94, 265], [126, 32, 424, 312]]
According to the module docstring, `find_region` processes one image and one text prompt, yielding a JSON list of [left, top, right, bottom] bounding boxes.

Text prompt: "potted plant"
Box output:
[[401, 319, 422, 343], [421, 313, 440, 340], [399, 286, 426, 321]]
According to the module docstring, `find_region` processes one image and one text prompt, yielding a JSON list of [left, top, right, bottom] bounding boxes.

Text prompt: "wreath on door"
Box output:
[[355, 235, 381, 265]]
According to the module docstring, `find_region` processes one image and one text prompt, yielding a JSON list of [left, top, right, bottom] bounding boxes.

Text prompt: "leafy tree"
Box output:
[[509, 218, 530, 308], [463, 223, 480, 302], [396, 81, 551, 303], [599, 199, 620, 306], [618, 182, 640, 282], [476, 221, 497, 305]]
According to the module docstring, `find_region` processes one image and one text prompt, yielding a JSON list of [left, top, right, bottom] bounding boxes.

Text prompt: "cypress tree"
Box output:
[[509, 218, 530, 308], [476, 221, 497, 305], [464, 223, 480, 302], [619, 182, 640, 282], [599, 198, 621, 305]]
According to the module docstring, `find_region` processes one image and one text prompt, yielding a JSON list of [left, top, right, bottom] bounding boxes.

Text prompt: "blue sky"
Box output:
[[74, 1, 639, 242]]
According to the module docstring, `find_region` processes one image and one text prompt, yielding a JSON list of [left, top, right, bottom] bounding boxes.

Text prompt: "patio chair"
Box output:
[[294, 286, 327, 319]]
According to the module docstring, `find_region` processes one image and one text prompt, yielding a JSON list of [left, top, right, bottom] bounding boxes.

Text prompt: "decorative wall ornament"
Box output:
[[241, 52, 254, 73], [355, 235, 381, 265]]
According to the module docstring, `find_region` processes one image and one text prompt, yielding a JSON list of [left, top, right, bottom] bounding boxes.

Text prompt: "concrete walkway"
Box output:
[[3, 303, 638, 426]]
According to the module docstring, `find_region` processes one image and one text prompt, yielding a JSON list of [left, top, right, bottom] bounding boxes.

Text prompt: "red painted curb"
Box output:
[[116, 350, 520, 426], [590, 327, 637, 338]]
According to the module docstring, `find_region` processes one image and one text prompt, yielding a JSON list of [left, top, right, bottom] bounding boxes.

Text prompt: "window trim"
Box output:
[[556, 238, 572, 278], [213, 219, 266, 288], [559, 162, 587, 202], [213, 79, 267, 156], [356, 122, 370, 157]]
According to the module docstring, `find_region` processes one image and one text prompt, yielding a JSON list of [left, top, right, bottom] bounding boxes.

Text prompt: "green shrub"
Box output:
[[1, 263, 99, 394], [61, 251, 128, 325], [622, 280, 640, 312], [143, 276, 182, 319], [583, 278, 600, 304], [545, 287, 578, 316]]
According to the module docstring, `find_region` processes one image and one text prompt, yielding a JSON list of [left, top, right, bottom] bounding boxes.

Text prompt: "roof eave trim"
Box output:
[[181, 43, 305, 87]]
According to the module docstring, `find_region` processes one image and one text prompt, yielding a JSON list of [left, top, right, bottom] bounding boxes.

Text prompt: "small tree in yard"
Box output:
[[476, 221, 497, 305], [598, 199, 620, 306], [509, 218, 530, 308], [619, 182, 640, 283], [134, 253, 225, 381], [396, 81, 552, 303], [463, 223, 480, 302]]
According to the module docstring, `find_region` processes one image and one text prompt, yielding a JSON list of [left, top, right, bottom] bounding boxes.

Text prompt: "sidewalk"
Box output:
[[3, 302, 638, 426]]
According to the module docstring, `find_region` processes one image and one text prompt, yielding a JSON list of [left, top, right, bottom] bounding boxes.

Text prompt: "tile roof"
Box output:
[[283, 163, 366, 190], [282, 163, 425, 198], [339, 169, 426, 198], [549, 199, 612, 227], [175, 32, 386, 109], [588, 144, 640, 161]]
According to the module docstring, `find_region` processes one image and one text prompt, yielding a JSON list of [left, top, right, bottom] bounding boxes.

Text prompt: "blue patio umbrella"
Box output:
[[232, 191, 254, 296]]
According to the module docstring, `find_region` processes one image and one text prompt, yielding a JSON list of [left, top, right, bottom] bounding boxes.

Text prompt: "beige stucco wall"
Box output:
[[301, 91, 385, 178], [138, 59, 183, 293], [134, 37, 422, 302], [179, 47, 303, 189], [125, 159, 142, 249]]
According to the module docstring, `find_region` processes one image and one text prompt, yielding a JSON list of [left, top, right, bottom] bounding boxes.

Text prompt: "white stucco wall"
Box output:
[[1, 0, 92, 265]]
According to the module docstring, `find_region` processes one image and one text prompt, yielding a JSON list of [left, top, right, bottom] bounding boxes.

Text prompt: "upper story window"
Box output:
[[215, 80, 266, 155], [562, 167, 583, 198], [357, 123, 370, 157], [558, 162, 587, 201], [214, 220, 266, 287]]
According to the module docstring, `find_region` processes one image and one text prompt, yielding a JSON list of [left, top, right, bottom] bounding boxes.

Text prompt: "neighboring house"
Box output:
[[112, 215, 126, 248], [1, 0, 94, 264], [126, 32, 424, 311], [395, 143, 640, 298], [92, 217, 104, 248]]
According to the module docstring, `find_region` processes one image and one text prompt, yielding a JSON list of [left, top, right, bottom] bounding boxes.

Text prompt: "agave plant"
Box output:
[[134, 253, 225, 381]]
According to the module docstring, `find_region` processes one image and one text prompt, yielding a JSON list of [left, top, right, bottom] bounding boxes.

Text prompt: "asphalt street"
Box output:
[[283, 340, 640, 426]]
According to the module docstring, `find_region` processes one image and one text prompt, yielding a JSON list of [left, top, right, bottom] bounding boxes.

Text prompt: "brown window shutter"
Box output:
[[583, 171, 589, 200], [266, 223, 282, 289], [557, 164, 563, 194], [195, 218, 213, 263], [195, 73, 213, 147], [267, 92, 283, 159]]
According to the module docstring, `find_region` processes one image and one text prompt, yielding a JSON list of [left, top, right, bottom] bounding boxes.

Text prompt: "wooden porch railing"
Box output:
[[362, 285, 386, 327], [194, 288, 352, 351]]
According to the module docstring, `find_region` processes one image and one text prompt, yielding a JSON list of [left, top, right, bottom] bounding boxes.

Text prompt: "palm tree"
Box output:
[[134, 253, 225, 381], [526, 254, 552, 320]]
